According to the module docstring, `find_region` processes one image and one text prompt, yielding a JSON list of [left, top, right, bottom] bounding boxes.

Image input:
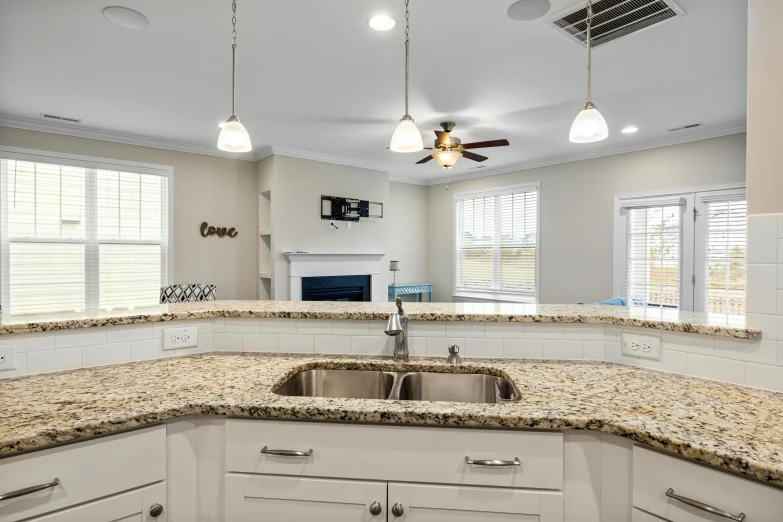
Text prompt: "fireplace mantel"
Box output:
[[285, 252, 387, 302]]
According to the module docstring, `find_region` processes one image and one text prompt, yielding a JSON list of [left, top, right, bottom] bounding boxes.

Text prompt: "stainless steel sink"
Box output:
[[274, 369, 519, 404], [274, 370, 394, 399], [397, 372, 519, 404]]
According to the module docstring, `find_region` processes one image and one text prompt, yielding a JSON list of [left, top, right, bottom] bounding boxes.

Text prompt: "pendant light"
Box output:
[[569, 0, 608, 144], [390, 0, 423, 153], [217, 0, 252, 153]]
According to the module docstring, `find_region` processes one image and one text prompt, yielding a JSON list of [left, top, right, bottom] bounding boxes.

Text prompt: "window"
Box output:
[[614, 186, 746, 313], [454, 183, 539, 303], [0, 148, 172, 315]]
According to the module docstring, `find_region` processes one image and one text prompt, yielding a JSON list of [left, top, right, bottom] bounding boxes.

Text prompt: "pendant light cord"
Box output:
[[586, 0, 593, 103], [231, 0, 238, 117], [404, 0, 410, 117]]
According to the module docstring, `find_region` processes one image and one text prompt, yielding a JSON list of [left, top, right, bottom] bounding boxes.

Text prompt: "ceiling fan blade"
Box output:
[[462, 151, 488, 162], [416, 155, 435, 164], [462, 139, 510, 150]]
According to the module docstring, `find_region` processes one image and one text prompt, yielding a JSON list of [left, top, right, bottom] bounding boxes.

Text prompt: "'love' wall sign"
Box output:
[[201, 222, 238, 238]]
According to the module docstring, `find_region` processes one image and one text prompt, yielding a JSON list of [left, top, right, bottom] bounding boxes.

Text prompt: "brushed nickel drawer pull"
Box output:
[[465, 456, 521, 467], [666, 488, 746, 522], [261, 446, 313, 457], [0, 478, 60, 502]]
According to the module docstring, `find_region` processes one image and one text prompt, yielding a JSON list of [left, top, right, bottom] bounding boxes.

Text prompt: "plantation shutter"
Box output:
[[623, 199, 684, 309], [455, 185, 538, 302], [0, 155, 169, 315], [702, 197, 747, 315]]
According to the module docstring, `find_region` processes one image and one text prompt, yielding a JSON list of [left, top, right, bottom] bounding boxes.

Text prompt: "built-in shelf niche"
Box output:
[[258, 190, 273, 300]]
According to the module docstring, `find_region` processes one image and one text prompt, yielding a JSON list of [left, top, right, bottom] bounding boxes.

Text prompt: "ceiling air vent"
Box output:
[[549, 0, 684, 48], [41, 113, 82, 124], [668, 123, 702, 132]]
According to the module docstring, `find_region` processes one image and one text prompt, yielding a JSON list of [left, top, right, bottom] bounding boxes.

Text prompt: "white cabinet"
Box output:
[[25, 483, 166, 522], [224, 475, 564, 522], [224, 474, 386, 522], [389, 482, 563, 522]]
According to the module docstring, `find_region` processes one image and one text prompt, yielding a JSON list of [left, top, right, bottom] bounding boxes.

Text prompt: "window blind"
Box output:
[[625, 205, 682, 309], [0, 158, 169, 315], [455, 186, 537, 301], [703, 198, 746, 315]]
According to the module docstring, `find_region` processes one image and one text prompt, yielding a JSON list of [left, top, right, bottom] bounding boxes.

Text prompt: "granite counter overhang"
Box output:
[[0, 300, 760, 339], [1, 353, 782, 487]]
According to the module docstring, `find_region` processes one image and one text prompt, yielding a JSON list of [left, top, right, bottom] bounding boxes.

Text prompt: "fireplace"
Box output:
[[302, 275, 371, 302], [284, 252, 386, 302]]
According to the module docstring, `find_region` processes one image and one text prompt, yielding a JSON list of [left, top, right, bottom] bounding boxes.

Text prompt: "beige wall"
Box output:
[[388, 181, 429, 300], [746, 0, 783, 214], [427, 133, 748, 304], [0, 127, 259, 300]]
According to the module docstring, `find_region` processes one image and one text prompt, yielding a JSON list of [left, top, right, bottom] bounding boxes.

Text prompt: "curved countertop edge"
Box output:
[[1, 354, 781, 487], [0, 301, 760, 340]]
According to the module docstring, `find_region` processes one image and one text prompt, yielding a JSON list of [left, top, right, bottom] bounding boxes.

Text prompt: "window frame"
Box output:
[[0, 146, 174, 313], [452, 182, 541, 304], [613, 183, 746, 312]]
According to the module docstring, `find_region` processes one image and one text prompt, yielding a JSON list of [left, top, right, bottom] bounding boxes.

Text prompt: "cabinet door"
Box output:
[[388, 483, 563, 522], [225, 474, 386, 522], [26, 482, 166, 522]]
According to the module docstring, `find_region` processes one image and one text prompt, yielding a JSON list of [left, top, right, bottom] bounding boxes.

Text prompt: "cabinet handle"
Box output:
[[260, 446, 313, 457], [0, 478, 60, 502], [391, 503, 405, 517], [666, 488, 746, 522], [149, 503, 164, 518], [465, 456, 521, 467], [369, 501, 382, 516]]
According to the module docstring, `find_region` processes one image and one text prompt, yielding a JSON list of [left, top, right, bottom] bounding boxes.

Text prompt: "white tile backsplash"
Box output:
[[747, 214, 779, 264], [297, 319, 333, 335], [243, 334, 278, 353], [563, 325, 605, 341], [261, 319, 297, 334], [746, 313, 778, 341], [524, 324, 564, 340], [105, 324, 153, 344], [543, 340, 584, 360], [27, 347, 81, 374], [484, 322, 525, 339], [0, 332, 53, 353], [214, 333, 243, 352], [0, 352, 26, 379], [425, 337, 464, 356], [315, 335, 351, 354], [584, 341, 605, 360], [278, 334, 314, 353], [409, 321, 446, 337], [82, 342, 130, 368], [714, 338, 777, 365], [464, 338, 503, 358], [661, 331, 715, 355], [130, 339, 168, 361], [605, 342, 639, 366], [745, 362, 783, 392], [351, 336, 390, 355], [639, 349, 688, 374], [687, 354, 745, 385], [332, 320, 370, 336], [778, 264, 783, 290], [54, 328, 106, 349], [224, 318, 262, 334], [746, 264, 778, 314], [445, 322, 485, 338], [503, 339, 544, 359]]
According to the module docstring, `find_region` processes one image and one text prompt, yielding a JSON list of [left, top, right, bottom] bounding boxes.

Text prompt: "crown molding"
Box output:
[[0, 115, 258, 162], [268, 146, 389, 173], [418, 121, 747, 186], [254, 145, 274, 161]]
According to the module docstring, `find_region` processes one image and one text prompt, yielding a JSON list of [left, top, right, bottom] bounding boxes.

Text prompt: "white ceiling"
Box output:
[[0, 0, 748, 184]]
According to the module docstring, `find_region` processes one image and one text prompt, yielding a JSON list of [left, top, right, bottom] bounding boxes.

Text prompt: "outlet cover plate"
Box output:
[[0, 345, 18, 371], [163, 327, 198, 351], [621, 331, 661, 360]]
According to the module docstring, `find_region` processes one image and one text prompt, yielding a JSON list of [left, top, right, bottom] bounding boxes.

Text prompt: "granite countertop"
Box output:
[[1, 353, 781, 486], [0, 300, 759, 339]]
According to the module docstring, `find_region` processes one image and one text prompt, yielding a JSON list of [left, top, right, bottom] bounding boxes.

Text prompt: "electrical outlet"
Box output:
[[163, 327, 198, 351], [621, 332, 661, 360], [0, 345, 18, 371]]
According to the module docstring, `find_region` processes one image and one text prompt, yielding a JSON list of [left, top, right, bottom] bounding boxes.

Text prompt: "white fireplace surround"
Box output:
[[284, 253, 387, 302]]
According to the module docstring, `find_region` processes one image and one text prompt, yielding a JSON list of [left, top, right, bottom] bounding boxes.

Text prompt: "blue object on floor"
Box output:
[[578, 297, 628, 306]]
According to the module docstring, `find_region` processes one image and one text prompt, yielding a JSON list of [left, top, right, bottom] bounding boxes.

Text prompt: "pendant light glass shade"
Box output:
[[218, 118, 252, 152], [434, 150, 462, 169], [391, 116, 424, 153], [569, 102, 608, 143]]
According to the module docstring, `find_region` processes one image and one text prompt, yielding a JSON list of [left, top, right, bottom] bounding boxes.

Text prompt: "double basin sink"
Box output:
[[275, 369, 520, 404]]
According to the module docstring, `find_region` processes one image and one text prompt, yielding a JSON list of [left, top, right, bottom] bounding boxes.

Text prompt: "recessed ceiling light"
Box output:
[[103, 6, 149, 29], [621, 126, 639, 134], [507, 0, 551, 21], [369, 15, 396, 31]]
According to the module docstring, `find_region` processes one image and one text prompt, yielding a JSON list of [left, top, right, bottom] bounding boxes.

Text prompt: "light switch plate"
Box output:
[[621, 331, 661, 360], [163, 326, 198, 351], [0, 345, 18, 371]]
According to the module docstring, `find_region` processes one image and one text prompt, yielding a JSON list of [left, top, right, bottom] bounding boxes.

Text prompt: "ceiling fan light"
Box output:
[[218, 119, 252, 152], [435, 150, 462, 169], [390, 117, 424, 153], [569, 103, 608, 143]]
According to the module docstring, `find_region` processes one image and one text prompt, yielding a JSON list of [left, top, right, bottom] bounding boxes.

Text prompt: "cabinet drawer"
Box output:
[[633, 446, 783, 522], [0, 426, 166, 522], [226, 420, 563, 489], [632, 508, 668, 522]]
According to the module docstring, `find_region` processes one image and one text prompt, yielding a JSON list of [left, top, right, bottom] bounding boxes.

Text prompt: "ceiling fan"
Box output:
[[415, 122, 510, 170]]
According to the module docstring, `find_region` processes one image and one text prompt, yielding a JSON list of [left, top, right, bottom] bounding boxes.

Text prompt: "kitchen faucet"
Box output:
[[385, 297, 408, 362]]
